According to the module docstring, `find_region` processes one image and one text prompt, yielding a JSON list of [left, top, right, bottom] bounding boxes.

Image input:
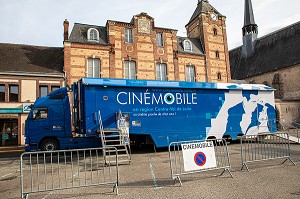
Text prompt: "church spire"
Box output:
[[243, 0, 256, 28], [242, 0, 258, 57]]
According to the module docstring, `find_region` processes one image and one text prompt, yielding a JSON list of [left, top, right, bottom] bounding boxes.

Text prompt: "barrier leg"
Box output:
[[22, 193, 29, 199], [220, 168, 233, 178], [241, 162, 250, 172], [113, 183, 118, 195], [173, 176, 182, 186], [281, 158, 296, 166]]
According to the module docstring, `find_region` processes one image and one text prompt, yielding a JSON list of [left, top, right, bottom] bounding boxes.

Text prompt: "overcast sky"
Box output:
[[0, 0, 299, 50]]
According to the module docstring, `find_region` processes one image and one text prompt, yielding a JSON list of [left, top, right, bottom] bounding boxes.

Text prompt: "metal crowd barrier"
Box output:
[[20, 147, 119, 199], [168, 139, 233, 186], [240, 132, 296, 171]]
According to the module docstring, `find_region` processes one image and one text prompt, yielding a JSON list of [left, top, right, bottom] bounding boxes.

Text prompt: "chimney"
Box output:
[[63, 19, 69, 41]]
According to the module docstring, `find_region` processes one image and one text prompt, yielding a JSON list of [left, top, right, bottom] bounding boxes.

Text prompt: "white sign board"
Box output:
[[181, 141, 217, 172], [23, 103, 32, 112]]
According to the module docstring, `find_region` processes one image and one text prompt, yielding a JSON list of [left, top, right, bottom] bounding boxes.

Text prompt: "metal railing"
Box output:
[[168, 139, 233, 186], [277, 119, 300, 130], [246, 118, 277, 135], [20, 147, 119, 199], [274, 119, 300, 143], [287, 121, 300, 144], [240, 132, 296, 171]]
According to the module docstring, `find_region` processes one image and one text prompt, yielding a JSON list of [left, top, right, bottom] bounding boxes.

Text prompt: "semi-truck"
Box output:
[[25, 78, 276, 151]]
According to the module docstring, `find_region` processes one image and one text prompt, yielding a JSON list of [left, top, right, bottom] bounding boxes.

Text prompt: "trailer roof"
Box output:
[[81, 78, 274, 91]]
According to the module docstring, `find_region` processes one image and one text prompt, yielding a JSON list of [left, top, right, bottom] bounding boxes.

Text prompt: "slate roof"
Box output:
[[187, 0, 222, 26], [0, 43, 64, 74], [177, 37, 205, 56], [68, 23, 109, 46], [229, 21, 300, 80]]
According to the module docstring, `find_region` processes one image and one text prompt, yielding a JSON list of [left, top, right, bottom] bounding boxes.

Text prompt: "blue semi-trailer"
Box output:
[[24, 78, 276, 151]]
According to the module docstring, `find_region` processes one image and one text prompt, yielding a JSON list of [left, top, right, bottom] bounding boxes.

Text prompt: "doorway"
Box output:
[[0, 119, 18, 146]]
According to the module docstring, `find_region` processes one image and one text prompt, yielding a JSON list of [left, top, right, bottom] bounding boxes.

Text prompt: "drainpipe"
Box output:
[[204, 54, 208, 82], [200, 40, 208, 82]]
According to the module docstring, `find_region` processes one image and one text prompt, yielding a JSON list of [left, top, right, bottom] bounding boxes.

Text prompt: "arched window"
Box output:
[[215, 51, 220, 59], [87, 28, 99, 42], [183, 40, 192, 52], [217, 72, 222, 81], [213, 28, 217, 36]]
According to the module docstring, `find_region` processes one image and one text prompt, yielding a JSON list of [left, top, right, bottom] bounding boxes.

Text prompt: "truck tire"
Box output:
[[40, 139, 59, 151]]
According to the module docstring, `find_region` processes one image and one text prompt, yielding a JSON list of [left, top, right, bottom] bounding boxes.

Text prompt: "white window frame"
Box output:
[[87, 58, 101, 78], [156, 33, 164, 47], [87, 28, 99, 42], [125, 28, 134, 43], [156, 63, 167, 80], [186, 65, 195, 82], [183, 40, 192, 52], [124, 61, 136, 79]]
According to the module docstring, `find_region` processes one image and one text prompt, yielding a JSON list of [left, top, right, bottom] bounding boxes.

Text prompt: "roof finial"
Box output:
[[198, 0, 209, 4]]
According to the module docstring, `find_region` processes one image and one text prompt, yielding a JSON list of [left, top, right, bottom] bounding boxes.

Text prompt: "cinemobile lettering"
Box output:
[[182, 142, 214, 150], [116, 92, 197, 105]]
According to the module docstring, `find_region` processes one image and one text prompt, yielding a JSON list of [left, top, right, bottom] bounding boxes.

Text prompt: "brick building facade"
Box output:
[[63, 0, 231, 86]]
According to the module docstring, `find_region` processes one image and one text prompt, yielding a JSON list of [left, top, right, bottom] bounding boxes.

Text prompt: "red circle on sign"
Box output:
[[194, 152, 206, 166]]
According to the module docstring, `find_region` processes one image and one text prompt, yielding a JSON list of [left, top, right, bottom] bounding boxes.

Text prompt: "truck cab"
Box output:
[[25, 88, 72, 151]]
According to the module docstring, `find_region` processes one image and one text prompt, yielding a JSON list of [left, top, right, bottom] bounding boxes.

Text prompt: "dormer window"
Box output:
[[183, 40, 192, 52], [87, 28, 99, 42]]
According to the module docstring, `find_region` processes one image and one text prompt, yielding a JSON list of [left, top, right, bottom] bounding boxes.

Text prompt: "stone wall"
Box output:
[[245, 64, 300, 100], [244, 64, 300, 125]]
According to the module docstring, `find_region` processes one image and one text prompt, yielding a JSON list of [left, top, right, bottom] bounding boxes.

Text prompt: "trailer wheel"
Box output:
[[40, 139, 59, 151]]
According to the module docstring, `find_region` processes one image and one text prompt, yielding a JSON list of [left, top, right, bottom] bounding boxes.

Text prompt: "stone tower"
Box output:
[[242, 0, 258, 57], [185, 0, 231, 82]]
